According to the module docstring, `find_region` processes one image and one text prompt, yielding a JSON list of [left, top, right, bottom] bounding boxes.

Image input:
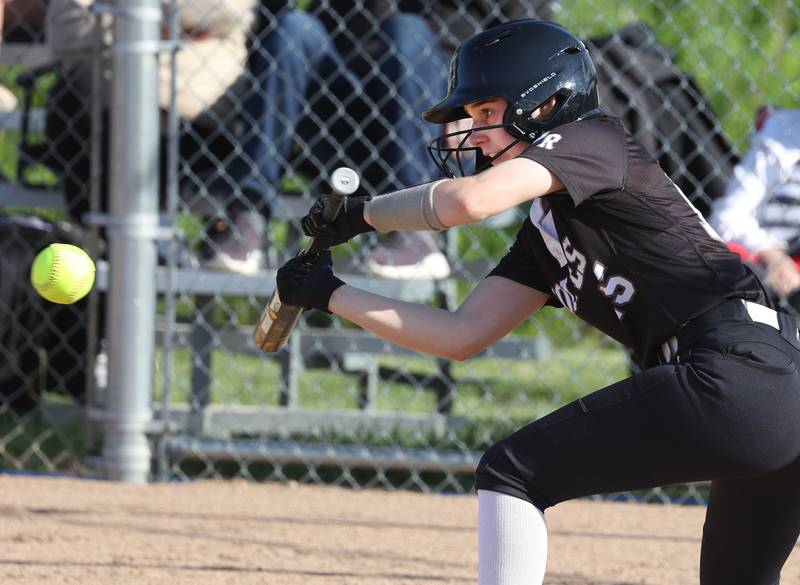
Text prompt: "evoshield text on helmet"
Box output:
[[424, 20, 599, 178]]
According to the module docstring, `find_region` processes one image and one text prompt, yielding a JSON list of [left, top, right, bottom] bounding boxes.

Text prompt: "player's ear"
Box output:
[[531, 96, 559, 121]]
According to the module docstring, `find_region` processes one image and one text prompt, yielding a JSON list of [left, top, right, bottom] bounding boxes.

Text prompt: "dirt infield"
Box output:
[[1, 475, 799, 585]]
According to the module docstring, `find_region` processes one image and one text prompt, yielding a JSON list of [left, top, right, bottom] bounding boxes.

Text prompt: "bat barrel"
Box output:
[[254, 294, 302, 352]]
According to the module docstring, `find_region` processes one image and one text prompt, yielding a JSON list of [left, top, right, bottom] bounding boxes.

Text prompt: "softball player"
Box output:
[[278, 20, 800, 585]]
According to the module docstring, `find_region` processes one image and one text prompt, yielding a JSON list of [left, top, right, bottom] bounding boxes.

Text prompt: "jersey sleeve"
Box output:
[[518, 117, 626, 206], [488, 218, 560, 306]]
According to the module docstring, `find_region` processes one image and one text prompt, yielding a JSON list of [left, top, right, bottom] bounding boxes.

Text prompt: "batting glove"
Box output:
[[301, 195, 374, 250], [276, 250, 345, 313]]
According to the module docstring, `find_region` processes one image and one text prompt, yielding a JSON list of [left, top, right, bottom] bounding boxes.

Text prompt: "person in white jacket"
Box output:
[[710, 108, 800, 308]]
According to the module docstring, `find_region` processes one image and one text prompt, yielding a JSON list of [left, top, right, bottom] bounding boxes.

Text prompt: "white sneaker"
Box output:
[[202, 247, 264, 275], [0, 84, 18, 113], [199, 210, 266, 275], [362, 232, 451, 280]]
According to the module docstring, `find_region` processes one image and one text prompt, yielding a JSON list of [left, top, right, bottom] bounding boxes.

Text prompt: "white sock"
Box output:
[[478, 489, 548, 585]]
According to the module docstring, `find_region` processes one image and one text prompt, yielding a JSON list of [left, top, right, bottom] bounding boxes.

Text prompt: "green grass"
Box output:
[[148, 293, 628, 454], [154, 344, 627, 411], [559, 0, 800, 150], [157, 331, 627, 489]]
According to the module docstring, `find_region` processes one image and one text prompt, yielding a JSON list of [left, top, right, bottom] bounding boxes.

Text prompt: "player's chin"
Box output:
[[489, 152, 512, 166]]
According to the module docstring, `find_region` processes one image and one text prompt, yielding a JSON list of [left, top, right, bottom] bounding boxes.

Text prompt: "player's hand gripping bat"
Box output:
[[253, 167, 360, 352]]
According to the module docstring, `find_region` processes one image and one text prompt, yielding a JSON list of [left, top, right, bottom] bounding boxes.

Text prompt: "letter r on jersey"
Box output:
[[536, 132, 562, 150]]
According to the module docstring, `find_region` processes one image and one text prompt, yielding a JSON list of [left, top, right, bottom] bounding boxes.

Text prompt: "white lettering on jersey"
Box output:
[[536, 132, 562, 150], [553, 277, 578, 313], [593, 261, 636, 320], [562, 236, 586, 288]]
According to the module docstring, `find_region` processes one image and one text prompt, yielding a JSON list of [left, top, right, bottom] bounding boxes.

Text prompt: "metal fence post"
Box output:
[[101, 0, 162, 483]]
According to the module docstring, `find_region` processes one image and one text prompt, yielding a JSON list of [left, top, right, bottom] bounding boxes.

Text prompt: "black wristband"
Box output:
[[346, 197, 374, 235], [318, 275, 345, 313]]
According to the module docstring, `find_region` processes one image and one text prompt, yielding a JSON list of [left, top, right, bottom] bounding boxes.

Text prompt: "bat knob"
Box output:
[[331, 167, 360, 196]]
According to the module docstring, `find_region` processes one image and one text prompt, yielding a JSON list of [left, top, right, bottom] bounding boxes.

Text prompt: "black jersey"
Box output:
[[490, 115, 766, 367]]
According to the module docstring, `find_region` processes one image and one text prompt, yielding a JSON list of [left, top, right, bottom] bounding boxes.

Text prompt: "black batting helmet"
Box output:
[[425, 20, 599, 177]]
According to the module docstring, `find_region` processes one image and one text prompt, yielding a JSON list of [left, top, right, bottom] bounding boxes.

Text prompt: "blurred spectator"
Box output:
[[46, 0, 264, 270], [310, 0, 554, 279], [45, 0, 387, 274], [205, 6, 364, 272], [710, 107, 800, 311]]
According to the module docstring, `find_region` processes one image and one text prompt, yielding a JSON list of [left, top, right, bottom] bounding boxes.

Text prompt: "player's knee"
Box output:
[[475, 441, 550, 511], [474, 442, 516, 491]]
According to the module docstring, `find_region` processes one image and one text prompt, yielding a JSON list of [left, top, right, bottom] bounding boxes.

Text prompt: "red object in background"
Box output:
[[727, 242, 800, 269], [755, 105, 774, 132], [727, 242, 753, 262]]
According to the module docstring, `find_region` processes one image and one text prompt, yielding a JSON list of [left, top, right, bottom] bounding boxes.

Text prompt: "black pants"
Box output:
[[476, 299, 800, 585]]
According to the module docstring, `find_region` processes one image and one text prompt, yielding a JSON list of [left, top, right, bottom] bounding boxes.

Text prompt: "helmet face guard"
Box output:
[[427, 123, 525, 178]]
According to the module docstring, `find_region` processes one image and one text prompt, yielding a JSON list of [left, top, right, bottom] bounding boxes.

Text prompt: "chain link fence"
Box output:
[[0, 0, 798, 502]]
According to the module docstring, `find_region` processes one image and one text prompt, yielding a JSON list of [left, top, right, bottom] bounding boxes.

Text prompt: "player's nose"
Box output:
[[467, 127, 486, 147]]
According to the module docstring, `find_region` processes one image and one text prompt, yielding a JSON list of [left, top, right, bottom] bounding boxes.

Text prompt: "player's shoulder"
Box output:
[[528, 113, 626, 152], [564, 111, 623, 131]]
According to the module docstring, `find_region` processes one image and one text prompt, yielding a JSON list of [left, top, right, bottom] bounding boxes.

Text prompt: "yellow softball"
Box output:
[[30, 243, 96, 305]]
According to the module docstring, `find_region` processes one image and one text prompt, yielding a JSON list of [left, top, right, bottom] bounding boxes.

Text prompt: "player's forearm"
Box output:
[[328, 286, 482, 361]]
